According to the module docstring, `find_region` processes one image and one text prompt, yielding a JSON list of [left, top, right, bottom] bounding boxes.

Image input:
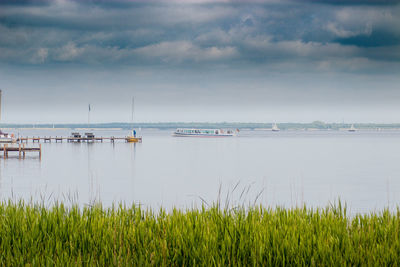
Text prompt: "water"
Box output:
[[1, 128, 400, 213]]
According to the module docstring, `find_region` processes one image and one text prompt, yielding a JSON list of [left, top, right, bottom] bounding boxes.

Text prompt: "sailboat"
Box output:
[[0, 90, 16, 143], [126, 97, 142, 143], [272, 123, 280, 132], [348, 124, 356, 132]]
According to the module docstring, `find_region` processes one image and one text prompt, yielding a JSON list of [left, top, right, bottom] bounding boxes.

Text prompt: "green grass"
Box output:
[[0, 201, 399, 266]]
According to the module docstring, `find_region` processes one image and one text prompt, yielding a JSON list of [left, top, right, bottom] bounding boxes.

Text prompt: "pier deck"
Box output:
[[1, 144, 41, 159]]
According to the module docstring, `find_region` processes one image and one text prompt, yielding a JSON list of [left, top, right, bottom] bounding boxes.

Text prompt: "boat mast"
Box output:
[[88, 103, 91, 129], [131, 97, 134, 131], [0, 89, 2, 123]]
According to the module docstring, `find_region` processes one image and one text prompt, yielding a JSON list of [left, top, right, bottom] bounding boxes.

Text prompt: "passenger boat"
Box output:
[[173, 128, 237, 137], [0, 130, 16, 143]]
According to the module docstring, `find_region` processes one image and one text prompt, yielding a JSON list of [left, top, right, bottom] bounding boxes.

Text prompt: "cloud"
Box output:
[[326, 6, 400, 46], [133, 41, 238, 63], [54, 42, 84, 61], [32, 48, 48, 63], [298, 0, 400, 5], [0, 0, 399, 73], [326, 22, 372, 38]]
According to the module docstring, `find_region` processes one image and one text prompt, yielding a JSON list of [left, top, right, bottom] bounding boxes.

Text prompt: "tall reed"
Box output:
[[0, 200, 399, 266]]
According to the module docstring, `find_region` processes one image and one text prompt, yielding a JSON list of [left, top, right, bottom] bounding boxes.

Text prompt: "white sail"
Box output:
[[272, 123, 280, 131]]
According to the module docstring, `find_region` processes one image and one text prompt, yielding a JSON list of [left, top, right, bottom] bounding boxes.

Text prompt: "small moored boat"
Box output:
[[173, 128, 237, 137], [126, 130, 142, 143], [0, 130, 16, 143], [272, 123, 280, 132], [125, 97, 142, 143], [348, 124, 356, 132]]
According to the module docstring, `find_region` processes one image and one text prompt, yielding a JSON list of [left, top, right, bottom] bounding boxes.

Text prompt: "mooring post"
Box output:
[[19, 144, 21, 159], [2, 145, 5, 158], [23, 143, 25, 158], [39, 144, 42, 159]]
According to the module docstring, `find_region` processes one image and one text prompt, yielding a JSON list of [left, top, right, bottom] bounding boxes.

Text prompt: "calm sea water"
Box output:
[[1, 128, 400, 213]]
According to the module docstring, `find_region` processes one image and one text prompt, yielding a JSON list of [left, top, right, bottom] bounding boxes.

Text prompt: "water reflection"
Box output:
[[0, 129, 400, 213]]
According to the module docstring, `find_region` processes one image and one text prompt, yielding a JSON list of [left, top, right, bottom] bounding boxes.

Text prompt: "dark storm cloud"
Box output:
[[0, 0, 399, 72], [304, 0, 400, 5], [336, 31, 400, 47]]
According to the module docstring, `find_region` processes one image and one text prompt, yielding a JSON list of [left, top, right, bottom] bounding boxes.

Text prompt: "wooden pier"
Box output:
[[1, 144, 41, 159], [16, 136, 142, 143]]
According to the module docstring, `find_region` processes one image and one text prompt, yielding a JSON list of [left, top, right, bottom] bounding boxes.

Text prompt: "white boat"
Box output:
[[272, 123, 280, 132], [0, 130, 16, 143], [173, 128, 237, 137], [348, 124, 356, 132], [0, 90, 15, 143]]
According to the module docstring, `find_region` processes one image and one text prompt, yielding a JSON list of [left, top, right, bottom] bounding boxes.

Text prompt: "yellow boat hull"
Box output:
[[126, 136, 142, 143]]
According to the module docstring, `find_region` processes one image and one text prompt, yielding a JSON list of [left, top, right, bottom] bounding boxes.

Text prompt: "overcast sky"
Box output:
[[0, 0, 399, 123]]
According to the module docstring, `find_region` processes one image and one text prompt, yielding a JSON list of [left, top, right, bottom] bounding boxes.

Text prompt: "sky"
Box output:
[[0, 0, 399, 123]]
